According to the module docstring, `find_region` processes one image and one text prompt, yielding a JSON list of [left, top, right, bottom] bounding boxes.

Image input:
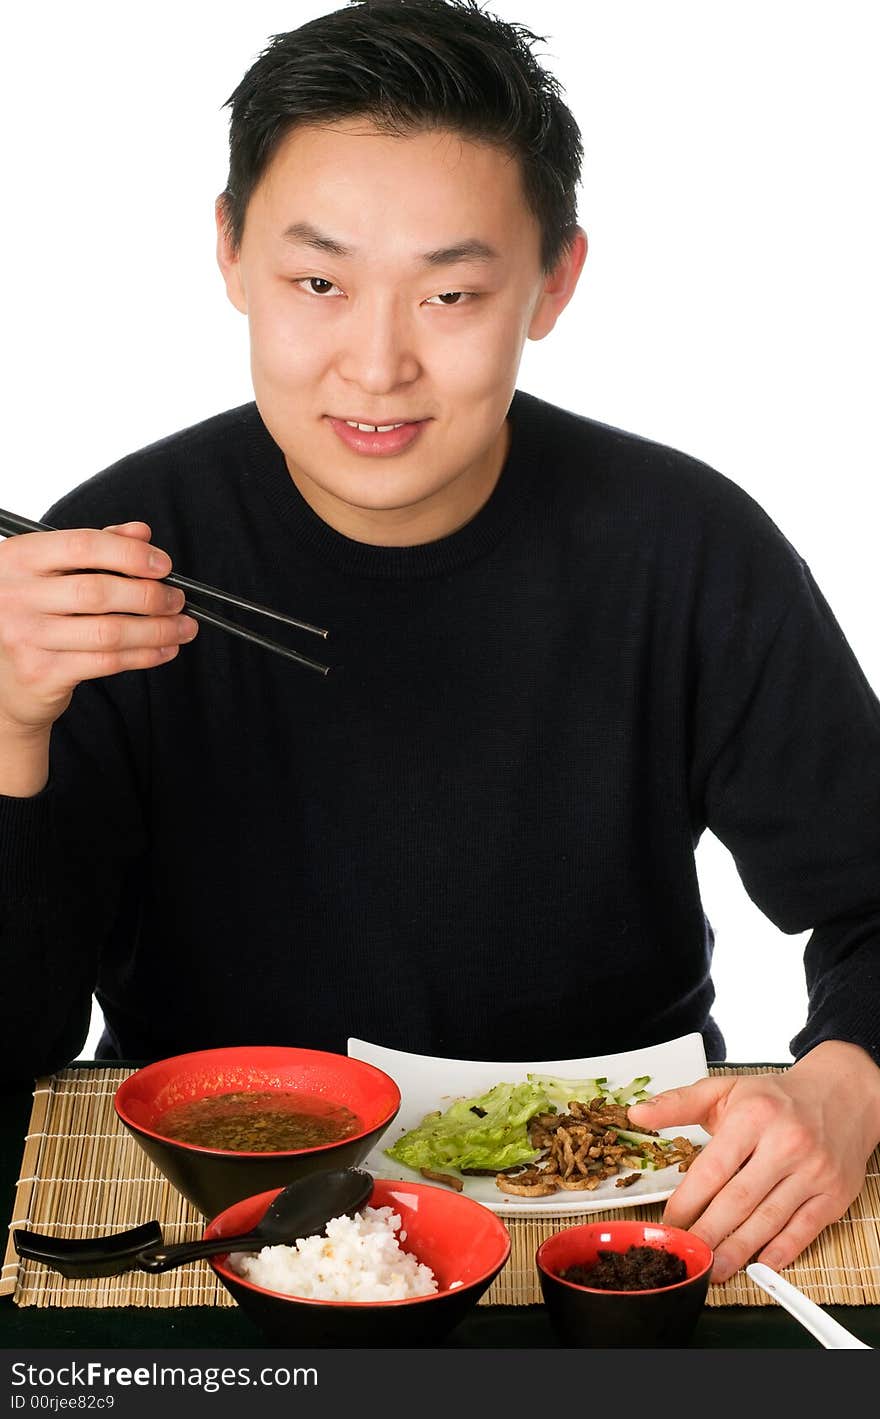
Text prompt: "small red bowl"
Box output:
[[205, 1177, 511, 1346], [536, 1220, 713, 1348], [114, 1045, 400, 1217]]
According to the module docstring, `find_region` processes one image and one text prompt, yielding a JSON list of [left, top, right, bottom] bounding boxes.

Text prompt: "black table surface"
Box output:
[[1, 1062, 878, 1350]]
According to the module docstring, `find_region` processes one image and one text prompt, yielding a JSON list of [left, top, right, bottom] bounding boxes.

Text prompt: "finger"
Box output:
[[10, 527, 172, 579], [628, 1075, 732, 1130], [31, 611, 198, 655], [662, 1128, 758, 1233], [755, 1193, 844, 1274], [668, 1136, 796, 1249], [30, 644, 185, 683], [102, 521, 153, 540], [29, 572, 186, 619], [709, 1177, 827, 1283]]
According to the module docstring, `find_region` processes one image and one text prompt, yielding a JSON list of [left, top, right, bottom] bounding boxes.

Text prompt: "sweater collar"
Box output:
[[241, 388, 544, 580]]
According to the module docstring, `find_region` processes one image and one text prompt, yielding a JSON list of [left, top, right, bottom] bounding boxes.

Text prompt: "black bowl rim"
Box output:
[[209, 1184, 512, 1308], [536, 1225, 714, 1297], [113, 1044, 401, 1159]]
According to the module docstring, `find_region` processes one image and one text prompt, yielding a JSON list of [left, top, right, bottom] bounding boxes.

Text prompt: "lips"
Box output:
[[326, 416, 429, 457]]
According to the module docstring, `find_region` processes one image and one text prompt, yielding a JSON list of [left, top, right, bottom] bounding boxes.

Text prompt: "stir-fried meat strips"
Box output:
[[419, 1167, 464, 1191], [666, 1137, 701, 1171], [496, 1100, 702, 1196], [557, 1172, 604, 1191], [572, 1098, 632, 1129], [559, 1131, 576, 1176], [496, 1169, 559, 1197], [528, 1100, 659, 1148]]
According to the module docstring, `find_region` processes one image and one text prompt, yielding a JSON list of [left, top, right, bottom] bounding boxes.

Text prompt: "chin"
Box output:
[[327, 473, 450, 513]]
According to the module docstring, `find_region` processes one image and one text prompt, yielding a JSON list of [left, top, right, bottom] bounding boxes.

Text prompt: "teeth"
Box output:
[[344, 421, 406, 432]]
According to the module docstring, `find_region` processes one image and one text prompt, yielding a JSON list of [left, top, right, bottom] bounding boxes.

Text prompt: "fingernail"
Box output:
[[713, 1254, 733, 1283], [150, 551, 170, 573]]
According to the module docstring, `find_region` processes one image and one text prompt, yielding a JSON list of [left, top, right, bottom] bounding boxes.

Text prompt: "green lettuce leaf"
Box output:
[[385, 1080, 549, 1173]]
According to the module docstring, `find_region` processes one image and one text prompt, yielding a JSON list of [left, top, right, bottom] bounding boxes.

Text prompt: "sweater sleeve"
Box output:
[[691, 549, 880, 1065], [0, 674, 147, 1081]]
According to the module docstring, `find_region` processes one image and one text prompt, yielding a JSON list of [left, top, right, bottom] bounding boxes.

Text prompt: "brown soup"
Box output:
[[153, 1089, 362, 1152]]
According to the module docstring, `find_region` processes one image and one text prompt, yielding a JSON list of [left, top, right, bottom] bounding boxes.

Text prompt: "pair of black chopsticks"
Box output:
[[0, 508, 330, 675]]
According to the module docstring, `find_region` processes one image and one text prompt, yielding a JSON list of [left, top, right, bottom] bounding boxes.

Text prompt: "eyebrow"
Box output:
[[280, 221, 500, 267]]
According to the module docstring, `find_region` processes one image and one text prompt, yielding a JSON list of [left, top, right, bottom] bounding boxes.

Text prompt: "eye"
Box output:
[[425, 291, 476, 307], [294, 277, 344, 297]]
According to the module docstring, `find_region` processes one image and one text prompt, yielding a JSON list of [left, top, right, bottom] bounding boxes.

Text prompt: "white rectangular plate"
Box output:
[[348, 1033, 710, 1217]]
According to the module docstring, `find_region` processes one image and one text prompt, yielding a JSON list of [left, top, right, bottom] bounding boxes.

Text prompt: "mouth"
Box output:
[[330, 417, 427, 432], [325, 416, 430, 457]]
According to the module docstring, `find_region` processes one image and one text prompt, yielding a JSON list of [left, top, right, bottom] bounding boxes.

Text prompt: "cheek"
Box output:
[[246, 291, 324, 379], [432, 306, 523, 392]]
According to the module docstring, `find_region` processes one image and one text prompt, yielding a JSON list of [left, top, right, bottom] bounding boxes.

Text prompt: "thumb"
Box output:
[[627, 1075, 732, 1130]]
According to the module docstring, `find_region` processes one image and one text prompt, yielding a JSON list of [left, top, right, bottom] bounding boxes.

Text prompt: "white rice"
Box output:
[[227, 1205, 440, 1301]]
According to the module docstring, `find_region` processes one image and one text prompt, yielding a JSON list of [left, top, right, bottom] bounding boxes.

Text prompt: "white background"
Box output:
[[3, 1, 877, 1062]]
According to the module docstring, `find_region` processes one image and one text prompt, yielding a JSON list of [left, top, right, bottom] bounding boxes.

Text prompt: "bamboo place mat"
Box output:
[[3, 1066, 879, 1309]]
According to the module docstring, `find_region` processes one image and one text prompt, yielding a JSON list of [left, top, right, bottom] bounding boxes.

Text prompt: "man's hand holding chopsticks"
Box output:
[[0, 522, 198, 795]]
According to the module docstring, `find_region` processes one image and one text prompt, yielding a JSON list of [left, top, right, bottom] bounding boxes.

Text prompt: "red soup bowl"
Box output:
[[114, 1045, 400, 1218], [536, 1220, 713, 1348], [205, 1177, 511, 1346]]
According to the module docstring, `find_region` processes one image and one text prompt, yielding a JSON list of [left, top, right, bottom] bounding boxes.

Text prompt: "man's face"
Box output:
[[217, 121, 585, 544]]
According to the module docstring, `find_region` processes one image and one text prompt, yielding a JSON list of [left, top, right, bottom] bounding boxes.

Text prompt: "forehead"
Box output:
[[249, 121, 539, 261]]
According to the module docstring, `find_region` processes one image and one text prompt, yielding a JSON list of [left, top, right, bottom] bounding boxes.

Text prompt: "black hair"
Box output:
[[220, 0, 583, 274]]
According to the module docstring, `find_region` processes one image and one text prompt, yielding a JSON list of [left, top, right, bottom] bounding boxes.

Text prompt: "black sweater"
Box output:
[[2, 390, 879, 1079]]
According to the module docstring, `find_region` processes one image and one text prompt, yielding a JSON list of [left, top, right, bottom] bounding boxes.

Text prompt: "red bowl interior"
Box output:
[[114, 1045, 400, 1157], [537, 1220, 713, 1295], [206, 1177, 511, 1305]]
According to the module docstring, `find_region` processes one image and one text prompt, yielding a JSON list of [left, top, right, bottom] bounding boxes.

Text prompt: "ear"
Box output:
[[527, 227, 588, 341], [215, 195, 248, 314]]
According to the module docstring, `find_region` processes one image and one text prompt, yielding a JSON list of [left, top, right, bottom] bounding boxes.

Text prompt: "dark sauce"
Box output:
[[154, 1089, 362, 1152], [561, 1245, 687, 1291]]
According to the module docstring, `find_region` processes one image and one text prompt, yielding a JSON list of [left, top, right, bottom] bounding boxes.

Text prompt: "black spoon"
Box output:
[[139, 1167, 374, 1273], [14, 1167, 374, 1280]]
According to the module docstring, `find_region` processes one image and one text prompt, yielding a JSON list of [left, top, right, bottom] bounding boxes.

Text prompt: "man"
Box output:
[[0, 0, 878, 1286]]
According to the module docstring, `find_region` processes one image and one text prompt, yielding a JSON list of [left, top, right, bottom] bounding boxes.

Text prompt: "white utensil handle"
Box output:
[[746, 1263, 871, 1349]]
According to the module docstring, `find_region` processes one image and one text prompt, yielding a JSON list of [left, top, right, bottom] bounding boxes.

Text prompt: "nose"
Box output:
[[335, 292, 421, 392]]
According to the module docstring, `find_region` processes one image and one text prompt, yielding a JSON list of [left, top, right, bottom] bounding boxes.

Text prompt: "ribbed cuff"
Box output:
[[791, 1014, 880, 1069], [0, 785, 52, 898]]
